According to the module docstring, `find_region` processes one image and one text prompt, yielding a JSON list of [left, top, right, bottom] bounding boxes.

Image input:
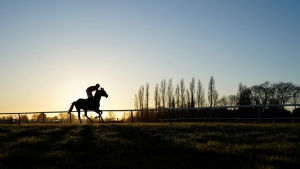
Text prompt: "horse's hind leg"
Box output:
[[75, 105, 82, 124], [99, 110, 104, 123], [100, 114, 104, 123]]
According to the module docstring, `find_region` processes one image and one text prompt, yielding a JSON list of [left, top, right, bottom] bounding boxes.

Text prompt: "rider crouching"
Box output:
[[86, 84, 100, 106]]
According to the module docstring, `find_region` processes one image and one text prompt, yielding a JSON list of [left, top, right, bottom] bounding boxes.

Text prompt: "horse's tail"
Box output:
[[68, 101, 76, 114]]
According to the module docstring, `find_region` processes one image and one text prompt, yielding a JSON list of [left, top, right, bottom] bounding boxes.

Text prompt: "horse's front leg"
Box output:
[[94, 110, 102, 118], [100, 110, 104, 123], [95, 109, 104, 123], [85, 109, 93, 123]]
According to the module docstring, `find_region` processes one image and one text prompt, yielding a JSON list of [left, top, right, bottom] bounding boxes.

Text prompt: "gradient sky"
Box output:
[[1, 0, 299, 116]]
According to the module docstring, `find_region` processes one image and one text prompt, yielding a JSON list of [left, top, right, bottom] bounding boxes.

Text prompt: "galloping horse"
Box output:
[[68, 87, 108, 124]]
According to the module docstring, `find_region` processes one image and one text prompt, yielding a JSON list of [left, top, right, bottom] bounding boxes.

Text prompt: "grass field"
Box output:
[[0, 123, 300, 169]]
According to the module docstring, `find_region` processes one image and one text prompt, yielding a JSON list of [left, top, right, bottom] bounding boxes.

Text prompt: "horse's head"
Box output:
[[97, 87, 108, 98]]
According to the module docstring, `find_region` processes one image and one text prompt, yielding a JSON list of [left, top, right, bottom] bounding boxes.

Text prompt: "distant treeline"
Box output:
[[0, 113, 71, 123], [0, 112, 118, 124], [128, 77, 300, 122]]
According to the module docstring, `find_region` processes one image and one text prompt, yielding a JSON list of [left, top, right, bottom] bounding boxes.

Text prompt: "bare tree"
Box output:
[[134, 94, 139, 119], [228, 95, 237, 107], [196, 80, 205, 107], [237, 83, 252, 105], [138, 85, 144, 110], [269, 83, 279, 104], [172, 96, 175, 108], [180, 78, 185, 108], [291, 85, 300, 109], [249, 81, 272, 112], [237, 83, 243, 104], [196, 80, 201, 107], [167, 78, 173, 108], [261, 81, 272, 105], [175, 84, 180, 108], [208, 76, 215, 108], [31, 114, 38, 121], [250, 85, 263, 104], [145, 83, 149, 109], [274, 82, 294, 106], [200, 89, 205, 107], [213, 89, 219, 107], [145, 83, 149, 119], [186, 89, 190, 107], [157, 93, 161, 109], [219, 95, 228, 106], [134, 94, 138, 110], [154, 83, 161, 120], [138, 85, 144, 118], [154, 83, 159, 110], [160, 79, 166, 108], [20, 115, 28, 122], [190, 77, 195, 108], [37, 113, 47, 123], [106, 111, 116, 121]]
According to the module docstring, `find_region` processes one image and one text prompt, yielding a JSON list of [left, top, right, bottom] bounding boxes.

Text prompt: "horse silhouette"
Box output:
[[68, 87, 108, 124]]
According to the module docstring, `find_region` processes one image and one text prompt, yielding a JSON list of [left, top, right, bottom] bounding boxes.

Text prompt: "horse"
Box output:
[[68, 87, 108, 124]]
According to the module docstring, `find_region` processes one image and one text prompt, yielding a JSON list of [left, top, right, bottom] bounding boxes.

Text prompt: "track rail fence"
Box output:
[[0, 104, 300, 125]]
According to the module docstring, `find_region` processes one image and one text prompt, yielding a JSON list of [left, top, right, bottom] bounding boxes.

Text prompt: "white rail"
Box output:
[[0, 104, 299, 125]]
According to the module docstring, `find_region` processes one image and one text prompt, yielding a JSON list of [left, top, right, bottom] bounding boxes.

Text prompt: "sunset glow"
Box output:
[[1, 0, 299, 116]]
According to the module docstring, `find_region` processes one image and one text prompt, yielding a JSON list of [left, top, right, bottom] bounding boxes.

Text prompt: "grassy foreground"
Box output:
[[0, 123, 300, 169]]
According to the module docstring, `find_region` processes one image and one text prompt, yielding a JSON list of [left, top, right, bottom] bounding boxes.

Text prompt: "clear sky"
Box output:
[[1, 0, 299, 116]]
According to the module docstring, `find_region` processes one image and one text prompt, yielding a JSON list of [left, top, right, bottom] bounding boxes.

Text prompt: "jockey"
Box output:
[[86, 84, 100, 99]]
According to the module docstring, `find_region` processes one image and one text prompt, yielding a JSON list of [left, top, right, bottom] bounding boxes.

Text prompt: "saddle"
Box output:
[[87, 97, 95, 107]]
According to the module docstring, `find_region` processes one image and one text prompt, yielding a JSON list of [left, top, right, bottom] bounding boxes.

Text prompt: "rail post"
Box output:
[[43, 113, 45, 124], [156, 109, 158, 123], [258, 107, 261, 123], [255, 100, 261, 124], [210, 108, 212, 123], [98, 111, 101, 123], [18, 113, 20, 125], [168, 109, 171, 125], [131, 111, 133, 123]]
